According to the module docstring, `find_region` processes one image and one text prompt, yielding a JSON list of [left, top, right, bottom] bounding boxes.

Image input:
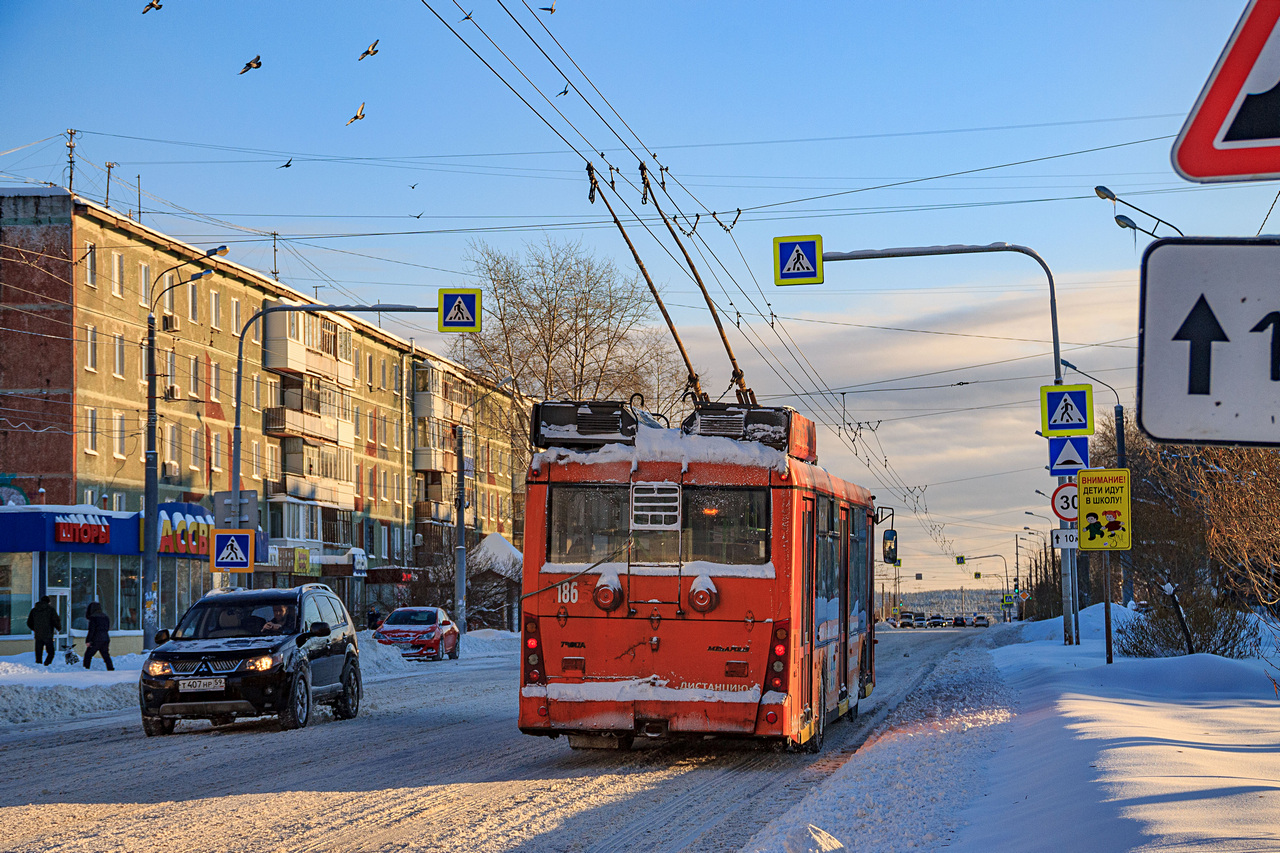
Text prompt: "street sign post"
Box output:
[[1078, 468, 1132, 551], [214, 489, 257, 528], [1051, 528, 1079, 550], [1139, 238, 1280, 445], [212, 529, 254, 573], [1173, 0, 1280, 182], [1047, 436, 1090, 476], [1040, 384, 1094, 437], [1051, 482, 1078, 522], [773, 235, 824, 286], [438, 289, 482, 332]]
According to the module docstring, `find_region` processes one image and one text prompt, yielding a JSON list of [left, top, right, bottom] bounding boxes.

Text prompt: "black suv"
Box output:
[[138, 584, 361, 735]]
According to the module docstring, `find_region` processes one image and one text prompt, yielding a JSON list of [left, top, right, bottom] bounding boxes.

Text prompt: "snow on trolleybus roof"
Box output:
[[519, 400, 880, 753]]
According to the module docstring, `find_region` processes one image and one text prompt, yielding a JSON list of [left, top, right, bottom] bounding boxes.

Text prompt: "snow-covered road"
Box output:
[[0, 628, 975, 853]]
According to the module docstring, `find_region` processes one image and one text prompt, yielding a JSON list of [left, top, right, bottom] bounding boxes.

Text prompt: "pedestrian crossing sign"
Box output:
[[1040, 384, 1094, 437], [774, 235, 824, 286], [438, 289, 482, 333], [212, 529, 254, 572]]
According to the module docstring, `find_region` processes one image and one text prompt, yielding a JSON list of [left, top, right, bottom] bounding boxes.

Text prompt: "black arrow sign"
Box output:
[[1172, 294, 1229, 395], [1250, 311, 1280, 381]]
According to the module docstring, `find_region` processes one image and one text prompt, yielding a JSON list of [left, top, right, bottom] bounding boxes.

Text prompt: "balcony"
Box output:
[[413, 446, 451, 473], [413, 391, 464, 424], [265, 472, 355, 510], [264, 407, 338, 443]]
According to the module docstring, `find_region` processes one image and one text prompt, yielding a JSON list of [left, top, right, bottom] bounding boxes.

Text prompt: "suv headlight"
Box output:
[[245, 653, 283, 672], [144, 659, 172, 677]]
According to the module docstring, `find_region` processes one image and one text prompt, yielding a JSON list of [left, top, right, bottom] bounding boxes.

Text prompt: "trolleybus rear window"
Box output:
[[548, 486, 768, 565]]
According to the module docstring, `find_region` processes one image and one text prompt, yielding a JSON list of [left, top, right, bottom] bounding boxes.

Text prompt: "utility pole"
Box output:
[[136, 175, 142, 224], [455, 424, 467, 639], [271, 232, 280, 280], [104, 162, 117, 208], [65, 130, 75, 193]]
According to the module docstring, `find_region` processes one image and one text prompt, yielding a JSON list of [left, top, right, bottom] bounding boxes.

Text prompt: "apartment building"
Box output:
[[0, 189, 525, 655]]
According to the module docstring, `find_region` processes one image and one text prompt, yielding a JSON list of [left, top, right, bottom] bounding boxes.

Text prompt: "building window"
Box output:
[[354, 405, 361, 438], [393, 365, 402, 394], [368, 467, 376, 500], [110, 252, 124, 297], [112, 334, 125, 378], [267, 443, 279, 480], [166, 350, 177, 394], [139, 262, 150, 306], [210, 291, 222, 330], [368, 409, 376, 441], [166, 424, 180, 464], [138, 339, 146, 384], [190, 428, 201, 470], [252, 303, 261, 343], [252, 374, 261, 410], [114, 412, 127, 458], [393, 417, 400, 450], [380, 358, 387, 389], [113, 493, 126, 511], [367, 354, 374, 387], [188, 281, 199, 323], [381, 469, 388, 502], [232, 298, 241, 336], [381, 525, 389, 560], [393, 526, 402, 559], [380, 414, 388, 447], [85, 325, 98, 371], [84, 408, 98, 453], [84, 243, 97, 287], [355, 463, 362, 495], [162, 272, 175, 314], [84, 489, 96, 506], [189, 355, 201, 397], [252, 441, 261, 479], [211, 362, 221, 401], [354, 348, 361, 382], [212, 433, 223, 471]]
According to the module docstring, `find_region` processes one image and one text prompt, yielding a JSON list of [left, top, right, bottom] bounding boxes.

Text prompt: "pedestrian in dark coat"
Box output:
[[26, 596, 60, 666], [83, 601, 114, 671], [366, 606, 381, 631]]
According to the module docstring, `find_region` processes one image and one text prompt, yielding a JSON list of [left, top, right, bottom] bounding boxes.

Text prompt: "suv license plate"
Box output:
[[178, 678, 225, 692]]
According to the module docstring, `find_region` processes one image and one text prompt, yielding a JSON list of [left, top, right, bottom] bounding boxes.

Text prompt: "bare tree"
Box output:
[[451, 238, 695, 425]]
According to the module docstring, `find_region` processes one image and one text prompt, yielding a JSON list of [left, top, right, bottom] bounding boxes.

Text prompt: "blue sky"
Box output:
[[0, 1, 1265, 588]]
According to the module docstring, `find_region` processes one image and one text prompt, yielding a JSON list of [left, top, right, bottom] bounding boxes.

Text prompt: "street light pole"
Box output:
[[142, 247, 225, 649], [822, 241, 1078, 643]]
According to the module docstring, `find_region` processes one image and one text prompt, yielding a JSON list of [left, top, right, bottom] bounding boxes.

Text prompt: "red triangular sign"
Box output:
[[1174, 0, 1280, 182]]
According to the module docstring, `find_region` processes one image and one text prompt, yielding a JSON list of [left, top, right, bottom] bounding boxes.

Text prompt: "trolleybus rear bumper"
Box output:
[[518, 687, 786, 739]]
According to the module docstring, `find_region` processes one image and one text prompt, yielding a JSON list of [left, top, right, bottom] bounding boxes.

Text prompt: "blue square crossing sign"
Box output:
[[774, 235, 823, 286], [212, 529, 254, 572], [438, 289, 482, 333]]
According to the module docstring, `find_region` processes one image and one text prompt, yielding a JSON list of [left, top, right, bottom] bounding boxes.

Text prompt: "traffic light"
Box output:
[[955, 556, 965, 565], [974, 571, 982, 579]]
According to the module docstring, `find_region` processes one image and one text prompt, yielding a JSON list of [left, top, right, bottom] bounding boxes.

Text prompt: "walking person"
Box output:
[[83, 601, 114, 671], [26, 595, 60, 666]]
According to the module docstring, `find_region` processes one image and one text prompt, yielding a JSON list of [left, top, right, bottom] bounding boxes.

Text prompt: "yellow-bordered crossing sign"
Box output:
[[438, 289, 482, 333]]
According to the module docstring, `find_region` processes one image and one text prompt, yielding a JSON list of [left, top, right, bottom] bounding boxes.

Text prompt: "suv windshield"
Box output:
[[172, 601, 298, 639], [383, 609, 438, 626]]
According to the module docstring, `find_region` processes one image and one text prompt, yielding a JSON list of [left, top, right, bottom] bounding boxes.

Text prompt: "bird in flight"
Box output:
[[459, 10, 473, 22], [279, 158, 293, 169], [556, 83, 569, 97], [413, 212, 424, 219], [358, 40, 379, 61], [142, 0, 161, 13], [239, 55, 262, 75], [409, 183, 418, 189], [346, 102, 366, 125], [539, 0, 555, 12]]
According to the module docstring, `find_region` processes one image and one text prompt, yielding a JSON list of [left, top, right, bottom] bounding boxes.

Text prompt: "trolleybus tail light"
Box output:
[[593, 576, 623, 612], [523, 618, 546, 685], [765, 710, 778, 724], [765, 619, 790, 694]]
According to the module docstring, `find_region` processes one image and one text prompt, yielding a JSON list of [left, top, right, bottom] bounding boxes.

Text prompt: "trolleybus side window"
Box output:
[[851, 512, 869, 631], [815, 496, 841, 644]]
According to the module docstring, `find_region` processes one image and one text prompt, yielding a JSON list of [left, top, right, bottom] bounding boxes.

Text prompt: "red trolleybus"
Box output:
[[518, 401, 880, 751]]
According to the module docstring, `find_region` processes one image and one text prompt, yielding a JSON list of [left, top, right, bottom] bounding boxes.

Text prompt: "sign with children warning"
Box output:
[[1078, 468, 1131, 551], [438, 289, 482, 333], [1040, 384, 1094, 437]]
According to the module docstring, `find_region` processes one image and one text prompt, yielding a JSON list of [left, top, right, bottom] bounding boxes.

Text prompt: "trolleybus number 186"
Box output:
[[556, 581, 579, 604]]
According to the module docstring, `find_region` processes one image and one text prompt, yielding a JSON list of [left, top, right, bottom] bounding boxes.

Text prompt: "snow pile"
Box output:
[[356, 630, 416, 676], [1013, 602, 1139, 644], [747, 645, 1015, 852], [0, 651, 145, 723], [534, 424, 790, 473], [461, 628, 519, 659]]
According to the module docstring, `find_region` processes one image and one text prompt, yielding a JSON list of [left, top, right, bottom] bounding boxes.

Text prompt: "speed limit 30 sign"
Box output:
[[1051, 482, 1078, 522]]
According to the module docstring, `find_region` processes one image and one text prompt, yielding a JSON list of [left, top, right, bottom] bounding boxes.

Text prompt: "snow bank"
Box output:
[[1013, 601, 1139, 644], [0, 651, 144, 723], [355, 630, 416, 676], [461, 628, 519, 659], [534, 424, 789, 473]]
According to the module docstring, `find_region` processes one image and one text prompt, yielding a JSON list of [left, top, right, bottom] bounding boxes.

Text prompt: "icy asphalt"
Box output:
[[0, 627, 975, 852]]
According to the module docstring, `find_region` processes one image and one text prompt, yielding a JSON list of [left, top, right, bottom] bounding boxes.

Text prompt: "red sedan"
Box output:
[[372, 607, 460, 660]]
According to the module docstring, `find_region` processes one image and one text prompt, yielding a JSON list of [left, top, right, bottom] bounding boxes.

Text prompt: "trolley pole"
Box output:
[[823, 242, 1077, 644]]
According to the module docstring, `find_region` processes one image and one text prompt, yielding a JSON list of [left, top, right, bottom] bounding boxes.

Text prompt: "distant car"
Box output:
[[373, 606, 460, 660], [912, 614, 926, 629], [973, 615, 991, 628], [926, 614, 946, 628], [952, 616, 966, 627]]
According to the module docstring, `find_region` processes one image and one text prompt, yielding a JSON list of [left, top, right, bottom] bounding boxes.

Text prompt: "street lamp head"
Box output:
[[1034, 489, 1049, 498], [496, 375, 515, 388], [205, 245, 229, 258], [1115, 214, 1140, 232], [187, 270, 213, 281], [1094, 185, 1117, 202], [1060, 358, 1077, 371]]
